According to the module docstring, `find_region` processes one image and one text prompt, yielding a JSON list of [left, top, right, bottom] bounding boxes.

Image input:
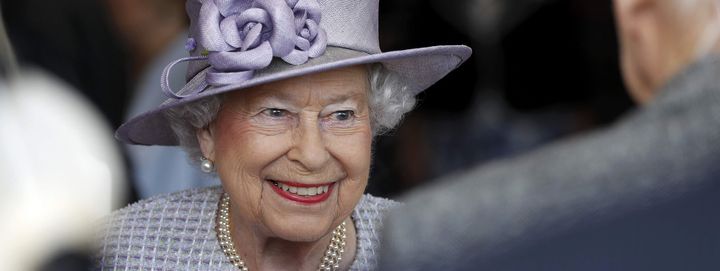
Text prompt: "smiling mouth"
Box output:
[[270, 181, 331, 196], [268, 180, 335, 204]]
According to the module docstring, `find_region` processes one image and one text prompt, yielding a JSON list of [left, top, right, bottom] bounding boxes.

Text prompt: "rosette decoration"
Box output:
[[281, 0, 327, 65], [161, 0, 327, 99]]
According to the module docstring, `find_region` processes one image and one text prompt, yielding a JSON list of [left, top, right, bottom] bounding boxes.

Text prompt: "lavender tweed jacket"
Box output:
[[98, 186, 397, 270]]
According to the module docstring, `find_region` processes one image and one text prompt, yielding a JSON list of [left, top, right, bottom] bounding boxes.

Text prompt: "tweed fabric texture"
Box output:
[[98, 186, 397, 270]]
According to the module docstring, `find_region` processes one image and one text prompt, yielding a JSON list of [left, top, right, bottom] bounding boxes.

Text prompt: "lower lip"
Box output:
[[269, 182, 335, 204]]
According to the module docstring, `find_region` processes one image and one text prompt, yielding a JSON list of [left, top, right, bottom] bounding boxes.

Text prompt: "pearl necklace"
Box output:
[[216, 193, 348, 271]]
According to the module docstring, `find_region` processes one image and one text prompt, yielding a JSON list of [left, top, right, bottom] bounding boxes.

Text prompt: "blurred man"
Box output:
[[105, 0, 220, 198], [105, 0, 185, 78], [379, 0, 720, 269]]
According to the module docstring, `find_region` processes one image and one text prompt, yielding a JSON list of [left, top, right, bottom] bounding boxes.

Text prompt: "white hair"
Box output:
[[164, 64, 416, 162]]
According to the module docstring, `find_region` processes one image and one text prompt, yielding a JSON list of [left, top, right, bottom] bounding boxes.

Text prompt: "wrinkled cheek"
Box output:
[[335, 174, 368, 219], [219, 160, 265, 216], [236, 167, 263, 195], [344, 133, 372, 197]]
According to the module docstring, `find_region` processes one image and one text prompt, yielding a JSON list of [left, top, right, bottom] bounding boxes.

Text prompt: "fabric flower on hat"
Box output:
[[196, 0, 296, 85], [160, 0, 330, 98], [281, 0, 328, 65]]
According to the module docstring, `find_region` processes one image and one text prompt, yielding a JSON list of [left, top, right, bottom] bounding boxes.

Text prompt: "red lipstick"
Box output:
[[268, 181, 335, 204]]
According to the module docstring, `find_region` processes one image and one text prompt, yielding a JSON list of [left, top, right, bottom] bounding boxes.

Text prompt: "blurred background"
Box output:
[[0, 0, 635, 269], [1, 0, 634, 200], [372, 0, 633, 196]]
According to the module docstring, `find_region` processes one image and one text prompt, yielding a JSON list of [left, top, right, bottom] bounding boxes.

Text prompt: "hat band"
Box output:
[[159, 54, 277, 99], [161, 56, 209, 99], [162, 46, 376, 100]]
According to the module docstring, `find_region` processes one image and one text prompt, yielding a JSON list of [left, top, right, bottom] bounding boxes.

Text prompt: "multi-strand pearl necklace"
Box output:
[[216, 193, 348, 271]]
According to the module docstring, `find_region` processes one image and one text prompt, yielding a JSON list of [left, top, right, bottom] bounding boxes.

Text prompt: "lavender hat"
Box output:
[[117, 0, 472, 145]]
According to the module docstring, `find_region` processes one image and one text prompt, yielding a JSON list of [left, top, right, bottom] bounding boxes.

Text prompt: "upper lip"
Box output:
[[267, 179, 336, 187]]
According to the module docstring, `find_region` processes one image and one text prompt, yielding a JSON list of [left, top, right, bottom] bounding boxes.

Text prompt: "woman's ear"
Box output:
[[196, 125, 216, 161]]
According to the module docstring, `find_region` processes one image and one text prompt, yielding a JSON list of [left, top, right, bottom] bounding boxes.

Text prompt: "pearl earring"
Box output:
[[200, 157, 215, 173]]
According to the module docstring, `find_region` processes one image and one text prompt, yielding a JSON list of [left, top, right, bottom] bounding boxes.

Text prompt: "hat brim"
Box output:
[[117, 45, 472, 146]]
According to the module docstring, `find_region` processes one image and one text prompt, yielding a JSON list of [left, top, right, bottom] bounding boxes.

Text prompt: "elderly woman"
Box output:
[[98, 0, 470, 270]]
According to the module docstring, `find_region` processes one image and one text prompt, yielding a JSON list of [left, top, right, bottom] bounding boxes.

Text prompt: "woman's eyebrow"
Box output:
[[316, 96, 362, 108], [323, 92, 364, 104], [260, 88, 365, 105]]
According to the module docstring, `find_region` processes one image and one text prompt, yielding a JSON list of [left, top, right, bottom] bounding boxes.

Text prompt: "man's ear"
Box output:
[[615, 0, 657, 36], [614, 0, 661, 103], [196, 125, 216, 161]]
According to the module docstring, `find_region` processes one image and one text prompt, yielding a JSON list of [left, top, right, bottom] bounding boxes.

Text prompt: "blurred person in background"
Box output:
[[0, 70, 124, 271], [0, 11, 124, 271], [370, 0, 633, 197], [98, 0, 470, 270], [380, 0, 720, 269], [105, 0, 220, 198], [0, 0, 139, 203]]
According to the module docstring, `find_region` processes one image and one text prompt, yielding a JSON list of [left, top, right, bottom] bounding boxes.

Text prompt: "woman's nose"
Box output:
[[286, 118, 330, 171]]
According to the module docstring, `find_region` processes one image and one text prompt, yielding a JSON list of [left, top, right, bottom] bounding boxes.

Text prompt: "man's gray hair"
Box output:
[[164, 64, 416, 162], [663, 0, 720, 59]]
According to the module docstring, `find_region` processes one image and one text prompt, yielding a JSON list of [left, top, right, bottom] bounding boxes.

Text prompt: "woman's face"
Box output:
[[197, 65, 372, 242]]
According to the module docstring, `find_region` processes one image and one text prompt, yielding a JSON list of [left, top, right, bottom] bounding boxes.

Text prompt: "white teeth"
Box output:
[[271, 180, 331, 197], [297, 187, 309, 196]]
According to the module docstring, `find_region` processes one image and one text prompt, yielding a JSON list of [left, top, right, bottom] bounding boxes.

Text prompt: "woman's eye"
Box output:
[[331, 110, 355, 121], [262, 108, 288, 118]]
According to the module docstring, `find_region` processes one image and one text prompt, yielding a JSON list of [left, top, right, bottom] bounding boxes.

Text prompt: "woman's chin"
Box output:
[[267, 220, 336, 242], [256, 179, 357, 242]]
